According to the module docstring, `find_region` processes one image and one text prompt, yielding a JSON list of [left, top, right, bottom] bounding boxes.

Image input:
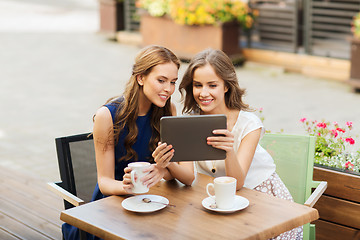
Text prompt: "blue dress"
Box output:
[[62, 99, 153, 240]]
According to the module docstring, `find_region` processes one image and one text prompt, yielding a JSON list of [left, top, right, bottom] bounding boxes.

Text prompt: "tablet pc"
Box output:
[[160, 114, 227, 162]]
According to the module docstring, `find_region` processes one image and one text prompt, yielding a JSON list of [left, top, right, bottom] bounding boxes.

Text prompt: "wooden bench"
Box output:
[[0, 166, 63, 239]]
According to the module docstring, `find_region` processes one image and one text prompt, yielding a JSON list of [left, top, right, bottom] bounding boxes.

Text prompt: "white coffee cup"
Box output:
[[206, 176, 237, 209], [129, 162, 151, 194]]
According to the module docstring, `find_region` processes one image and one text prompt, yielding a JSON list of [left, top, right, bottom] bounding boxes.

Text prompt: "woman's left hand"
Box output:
[[207, 129, 235, 153], [152, 142, 174, 168], [141, 164, 166, 188]]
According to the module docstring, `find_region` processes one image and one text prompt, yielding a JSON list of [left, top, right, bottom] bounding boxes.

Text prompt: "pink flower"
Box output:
[[331, 129, 338, 138], [316, 122, 327, 128], [336, 128, 345, 133], [346, 121, 353, 130], [346, 121, 353, 127], [345, 161, 354, 170], [345, 137, 355, 145], [259, 107, 263, 111], [300, 118, 307, 123], [317, 132, 321, 136], [333, 121, 339, 126]]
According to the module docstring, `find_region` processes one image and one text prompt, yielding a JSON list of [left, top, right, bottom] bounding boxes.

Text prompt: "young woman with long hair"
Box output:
[[63, 45, 194, 240], [179, 48, 302, 240]]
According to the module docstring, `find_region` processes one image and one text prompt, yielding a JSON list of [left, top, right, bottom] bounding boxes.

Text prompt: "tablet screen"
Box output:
[[160, 114, 227, 162]]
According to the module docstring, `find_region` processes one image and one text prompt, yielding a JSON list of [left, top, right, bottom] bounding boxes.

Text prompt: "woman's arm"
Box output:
[[166, 161, 195, 185], [207, 128, 261, 190], [227, 129, 261, 189], [93, 106, 130, 196]]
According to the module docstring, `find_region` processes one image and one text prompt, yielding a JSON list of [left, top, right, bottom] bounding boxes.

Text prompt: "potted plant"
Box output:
[[136, 0, 257, 61], [299, 118, 360, 240], [98, 0, 125, 38], [349, 12, 360, 91]]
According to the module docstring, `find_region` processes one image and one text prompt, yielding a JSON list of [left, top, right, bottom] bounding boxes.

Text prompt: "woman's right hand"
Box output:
[[207, 129, 235, 153], [122, 167, 134, 193], [152, 142, 174, 168]]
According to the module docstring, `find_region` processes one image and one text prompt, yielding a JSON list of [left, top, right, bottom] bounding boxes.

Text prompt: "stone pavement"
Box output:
[[1, 0, 360, 182]]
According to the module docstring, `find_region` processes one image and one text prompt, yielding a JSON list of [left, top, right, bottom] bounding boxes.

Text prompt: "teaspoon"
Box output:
[[142, 198, 175, 207]]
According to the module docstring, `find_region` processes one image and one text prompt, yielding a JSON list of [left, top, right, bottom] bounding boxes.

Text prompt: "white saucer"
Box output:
[[202, 195, 249, 213], [122, 194, 169, 213]]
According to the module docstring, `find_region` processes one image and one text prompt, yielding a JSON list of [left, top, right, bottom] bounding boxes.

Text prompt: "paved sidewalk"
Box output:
[[1, 0, 360, 182]]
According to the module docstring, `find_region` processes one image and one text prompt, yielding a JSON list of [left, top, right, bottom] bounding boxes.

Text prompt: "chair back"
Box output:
[[260, 134, 316, 205], [55, 133, 97, 209]]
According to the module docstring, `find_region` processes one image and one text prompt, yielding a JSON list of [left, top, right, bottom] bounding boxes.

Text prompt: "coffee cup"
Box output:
[[206, 176, 237, 209], [129, 162, 151, 194]]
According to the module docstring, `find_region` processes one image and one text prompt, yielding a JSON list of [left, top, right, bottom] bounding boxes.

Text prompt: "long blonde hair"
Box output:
[[179, 48, 249, 114], [108, 45, 180, 162]]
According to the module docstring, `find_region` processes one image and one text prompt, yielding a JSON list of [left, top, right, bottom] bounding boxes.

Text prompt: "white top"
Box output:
[[195, 111, 276, 189]]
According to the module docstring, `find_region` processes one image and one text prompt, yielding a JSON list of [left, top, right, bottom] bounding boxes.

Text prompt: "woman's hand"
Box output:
[[122, 167, 134, 193], [152, 142, 174, 168], [207, 129, 235, 153], [141, 164, 166, 188]]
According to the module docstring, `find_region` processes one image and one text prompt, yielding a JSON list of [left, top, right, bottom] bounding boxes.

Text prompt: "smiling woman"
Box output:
[[179, 48, 303, 239], [62, 45, 195, 240]]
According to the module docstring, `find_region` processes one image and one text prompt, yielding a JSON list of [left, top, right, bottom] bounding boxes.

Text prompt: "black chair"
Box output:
[[48, 133, 98, 239], [47, 133, 97, 210]]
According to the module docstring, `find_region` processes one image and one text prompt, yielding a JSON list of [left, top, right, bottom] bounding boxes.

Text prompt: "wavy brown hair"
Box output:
[[107, 45, 180, 162], [179, 48, 250, 114]]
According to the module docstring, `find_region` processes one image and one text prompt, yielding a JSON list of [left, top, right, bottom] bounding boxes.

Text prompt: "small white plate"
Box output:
[[122, 194, 169, 213], [202, 195, 249, 213]]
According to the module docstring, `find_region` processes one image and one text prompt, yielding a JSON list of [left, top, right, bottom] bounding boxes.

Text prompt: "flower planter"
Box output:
[[313, 165, 360, 240], [140, 14, 243, 62], [98, 0, 125, 37], [348, 38, 360, 92]]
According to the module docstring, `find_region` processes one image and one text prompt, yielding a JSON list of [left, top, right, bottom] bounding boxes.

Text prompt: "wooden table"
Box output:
[[60, 173, 319, 240]]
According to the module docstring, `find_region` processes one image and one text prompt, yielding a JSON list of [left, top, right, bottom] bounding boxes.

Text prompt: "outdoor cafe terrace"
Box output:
[[1, 0, 360, 239]]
